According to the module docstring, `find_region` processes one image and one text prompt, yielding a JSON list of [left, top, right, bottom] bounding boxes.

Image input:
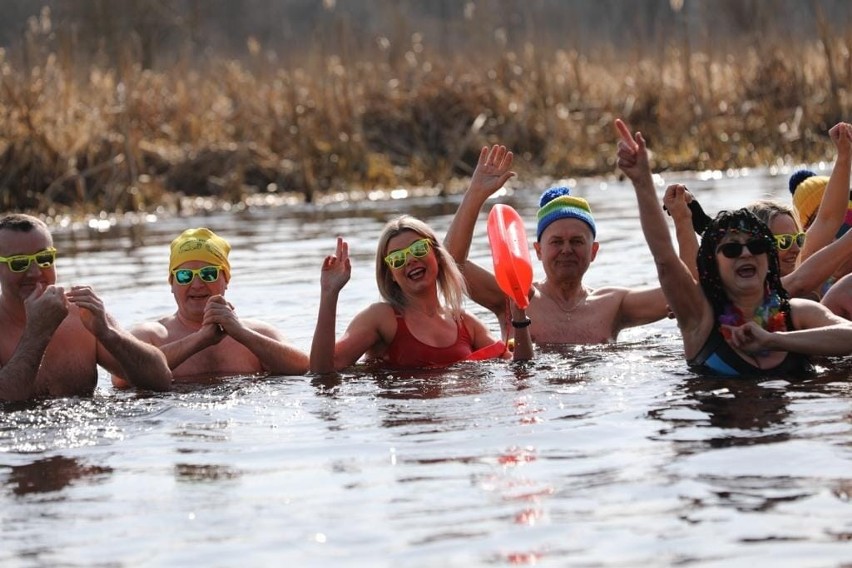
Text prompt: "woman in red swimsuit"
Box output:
[[310, 216, 532, 372]]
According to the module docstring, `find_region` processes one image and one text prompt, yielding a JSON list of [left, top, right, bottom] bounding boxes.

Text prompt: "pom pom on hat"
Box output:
[[788, 169, 816, 194], [536, 186, 596, 241], [788, 169, 829, 228], [169, 228, 231, 281]]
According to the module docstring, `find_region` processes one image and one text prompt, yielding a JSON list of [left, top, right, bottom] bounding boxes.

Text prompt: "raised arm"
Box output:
[[663, 184, 700, 281], [615, 119, 710, 347], [444, 145, 517, 316], [68, 286, 173, 391], [0, 284, 68, 401], [310, 238, 385, 373], [445, 145, 515, 265], [782, 222, 852, 298], [800, 122, 852, 261]]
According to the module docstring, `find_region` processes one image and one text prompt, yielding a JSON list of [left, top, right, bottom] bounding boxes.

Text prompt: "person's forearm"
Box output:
[[0, 325, 52, 401], [100, 328, 172, 391], [672, 211, 699, 280], [824, 150, 851, 226], [633, 176, 678, 262], [158, 332, 217, 370], [310, 292, 341, 374], [768, 324, 852, 356], [784, 230, 852, 297], [228, 327, 308, 375], [444, 188, 490, 265]]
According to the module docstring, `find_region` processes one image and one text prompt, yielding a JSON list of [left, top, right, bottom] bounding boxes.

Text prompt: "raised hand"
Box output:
[[24, 283, 68, 335], [615, 118, 651, 182], [66, 285, 116, 337], [200, 295, 233, 342], [829, 122, 852, 155], [468, 144, 516, 197], [663, 184, 693, 220], [723, 321, 774, 354], [321, 237, 351, 295]]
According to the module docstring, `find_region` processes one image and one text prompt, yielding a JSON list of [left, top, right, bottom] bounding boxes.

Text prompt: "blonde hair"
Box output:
[[747, 199, 801, 231], [375, 215, 466, 319]]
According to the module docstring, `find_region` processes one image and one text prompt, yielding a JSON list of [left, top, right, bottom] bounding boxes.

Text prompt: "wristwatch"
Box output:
[[511, 317, 531, 329]]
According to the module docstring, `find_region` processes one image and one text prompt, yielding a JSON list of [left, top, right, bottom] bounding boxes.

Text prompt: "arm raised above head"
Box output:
[[800, 122, 852, 261], [615, 119, 709, 341], [444, 145, 515, 266]]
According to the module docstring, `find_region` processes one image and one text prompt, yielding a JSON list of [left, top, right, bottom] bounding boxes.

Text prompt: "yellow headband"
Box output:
[[168, 228, 231, 281]]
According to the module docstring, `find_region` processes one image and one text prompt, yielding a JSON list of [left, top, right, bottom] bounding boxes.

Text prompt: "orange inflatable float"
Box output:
[[487, 204, 533, 309]]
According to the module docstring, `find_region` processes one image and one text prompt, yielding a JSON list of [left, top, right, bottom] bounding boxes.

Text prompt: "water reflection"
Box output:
[[174, 463, 242, 483], [5, 455, 112, 496], [685, 378, 792, 437]]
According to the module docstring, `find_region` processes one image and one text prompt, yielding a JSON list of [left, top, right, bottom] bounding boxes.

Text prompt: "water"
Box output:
[[2, 170, 852, 567]]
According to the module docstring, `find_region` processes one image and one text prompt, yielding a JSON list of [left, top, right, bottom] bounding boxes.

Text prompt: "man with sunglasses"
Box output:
[[0, 214, 172, 401], [445, 145, 670, 345], [112, 228, 308, 387]]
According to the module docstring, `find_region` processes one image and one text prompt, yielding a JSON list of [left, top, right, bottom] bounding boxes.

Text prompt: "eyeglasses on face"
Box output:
[[172, 265, 223, 285], [716, 239, 772, 259], [774, 232, 806, 250], [0, 247, 57, 272], [384, 238, 432, 270]]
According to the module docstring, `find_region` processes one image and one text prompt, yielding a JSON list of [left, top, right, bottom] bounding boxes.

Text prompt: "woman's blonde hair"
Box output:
[[747, 199, 801, 232], [375, 215, 466, 319]]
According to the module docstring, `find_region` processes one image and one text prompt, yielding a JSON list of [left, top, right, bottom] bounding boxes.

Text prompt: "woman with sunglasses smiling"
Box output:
[[310, 215, 532, 372], [618, 119, 852, 376], [678, 123, 852, 301]]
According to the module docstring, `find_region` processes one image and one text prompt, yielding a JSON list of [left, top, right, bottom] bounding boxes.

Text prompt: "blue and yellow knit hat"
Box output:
[[536, 187, 596, 241]]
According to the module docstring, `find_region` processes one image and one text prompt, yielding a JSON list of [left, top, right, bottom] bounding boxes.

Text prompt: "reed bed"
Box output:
[[1, 11, 851, 218]]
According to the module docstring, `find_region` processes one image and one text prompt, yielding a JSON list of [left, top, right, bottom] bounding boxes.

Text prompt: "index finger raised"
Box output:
[[614, 119, 637, 149]]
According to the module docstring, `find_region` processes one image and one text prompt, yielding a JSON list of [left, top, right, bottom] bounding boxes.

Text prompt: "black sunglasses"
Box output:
[[716, 239, 772, 259]]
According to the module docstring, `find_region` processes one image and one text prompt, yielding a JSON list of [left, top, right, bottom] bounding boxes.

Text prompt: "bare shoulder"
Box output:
[[356, 302, 396, 320], [587, 285, 627, 297], [790, 297, 848, 328], [241, 318, 285, 339], [130, 316, 173, 344]]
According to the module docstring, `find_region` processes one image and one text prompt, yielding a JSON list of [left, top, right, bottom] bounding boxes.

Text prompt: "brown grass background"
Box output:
[[1, 0, 851, 217]]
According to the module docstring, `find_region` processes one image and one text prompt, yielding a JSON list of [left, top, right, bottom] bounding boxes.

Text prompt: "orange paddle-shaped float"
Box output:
[[487, 204, 533, 309]]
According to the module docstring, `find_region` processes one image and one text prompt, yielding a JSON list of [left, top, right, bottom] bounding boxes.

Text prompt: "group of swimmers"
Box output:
[[2, 118, 852, 401]]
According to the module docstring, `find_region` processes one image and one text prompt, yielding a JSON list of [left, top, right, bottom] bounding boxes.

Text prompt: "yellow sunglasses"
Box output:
[[172, 265, 223, 285], [774, 232, 805, 250], [0, 247, 57, 272], [384, 238, 432, 270]]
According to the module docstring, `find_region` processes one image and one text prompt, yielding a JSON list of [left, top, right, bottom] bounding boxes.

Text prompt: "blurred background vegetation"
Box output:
[[1, 0, 851, 216]]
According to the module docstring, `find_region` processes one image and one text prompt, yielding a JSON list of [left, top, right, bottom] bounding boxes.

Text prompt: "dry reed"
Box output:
[[0, 8, 850, 218]]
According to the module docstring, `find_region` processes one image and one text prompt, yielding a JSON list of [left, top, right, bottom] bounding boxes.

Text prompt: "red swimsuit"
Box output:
[[382, 311, 504, 368]]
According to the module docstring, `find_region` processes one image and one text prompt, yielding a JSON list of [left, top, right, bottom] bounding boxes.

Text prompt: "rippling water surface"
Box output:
[[2, 171, 851, 567]]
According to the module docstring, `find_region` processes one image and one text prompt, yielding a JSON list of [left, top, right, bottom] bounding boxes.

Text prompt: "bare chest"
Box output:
[[0, 319, 98, 397], [172, 339, 264, 380], [525, 300, 619, 344]]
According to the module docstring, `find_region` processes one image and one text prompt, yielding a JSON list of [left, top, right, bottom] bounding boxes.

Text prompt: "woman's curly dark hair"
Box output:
[[696, 208, 791, 322]]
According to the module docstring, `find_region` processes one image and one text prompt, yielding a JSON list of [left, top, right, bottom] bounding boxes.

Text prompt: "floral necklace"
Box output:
[[718, 289, 787, 339]]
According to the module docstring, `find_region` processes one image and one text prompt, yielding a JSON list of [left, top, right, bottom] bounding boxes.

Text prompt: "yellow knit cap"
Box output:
[[168, 228, 231, 281], [791, 175, 829, 228]]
